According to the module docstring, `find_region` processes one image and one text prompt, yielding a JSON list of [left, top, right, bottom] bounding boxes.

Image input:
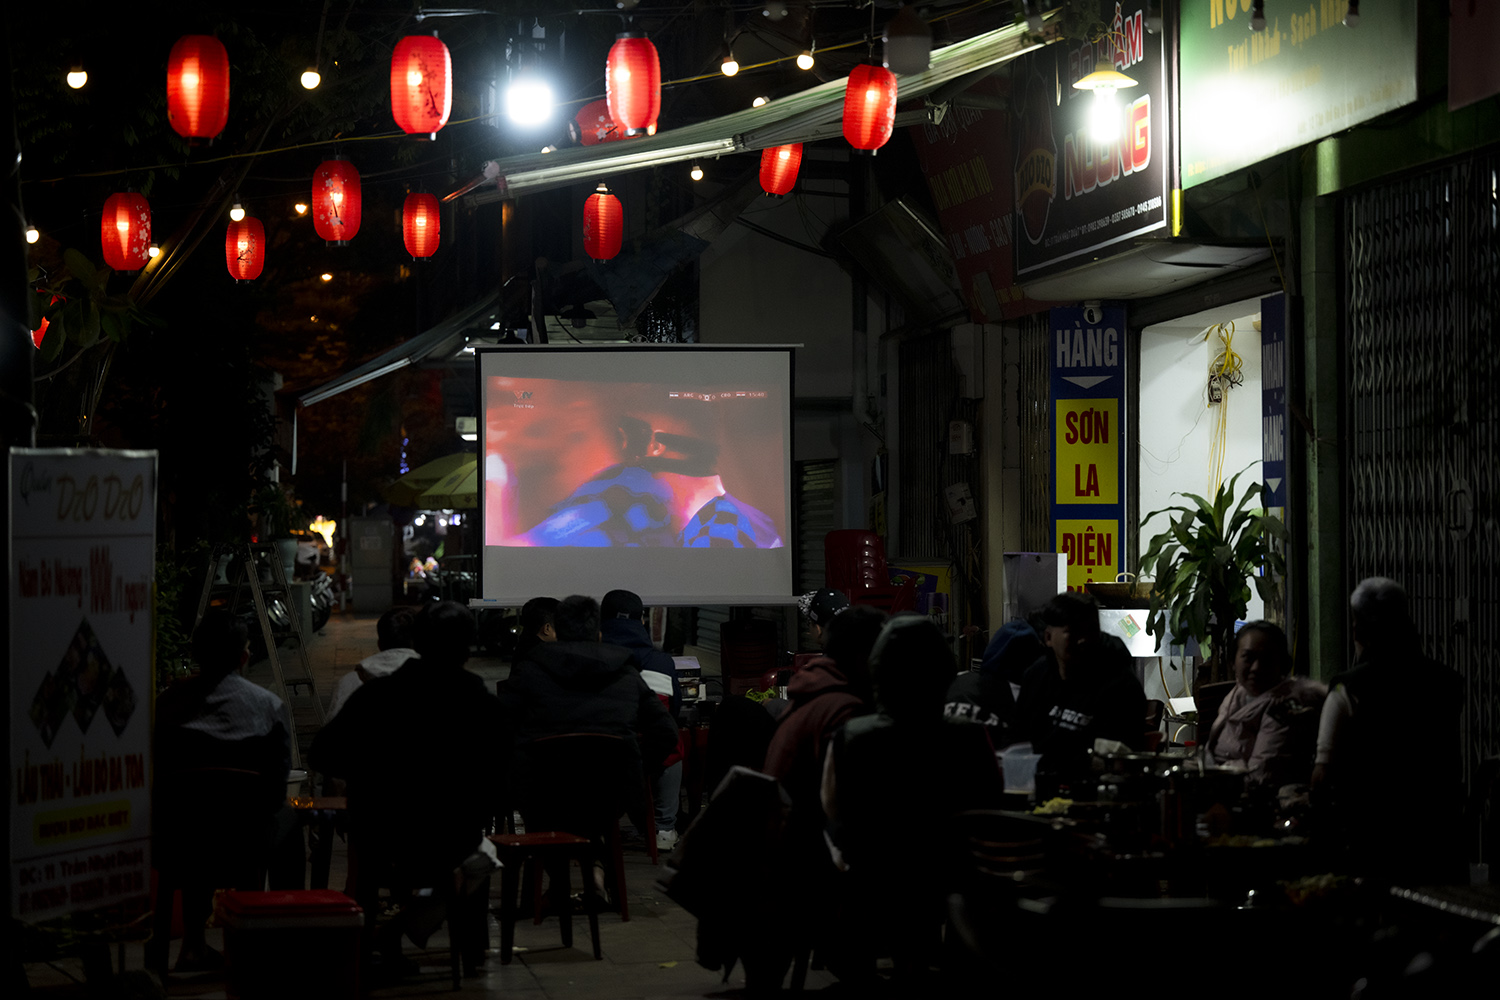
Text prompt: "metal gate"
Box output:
[[1344, 150, 1500, 794]]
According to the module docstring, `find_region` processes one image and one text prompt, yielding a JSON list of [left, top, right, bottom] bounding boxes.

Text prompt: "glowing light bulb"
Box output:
[[237, 239, 249, 252], [301, 68, 321, 90], [1090, 89, 1120, 142], [331, 191, 342, 205], [25, 226, 39, 244], [778, 149, 790, 161], [230, 202, 245, 222], [320, 273, 333, 282], [407, 70, 423, 87], [148, 243, 161, 258], [182, 71, 200, 90], [116, 219, 130, 233], [690, 164, 704, 181], [865, 87, 880, 104], [294, 202, 308, 215], [66, 67, 87, 89], [506, 78, 554, 126], [752, 96, 767, 108], [721, 55, 739, 77], [796, 50, 814, 71], [415, 216, 427, 227]]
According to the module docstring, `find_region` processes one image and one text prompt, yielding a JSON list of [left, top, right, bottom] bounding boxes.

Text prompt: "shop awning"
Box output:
[[455, 20, 1046, 204], [296, 292, 499, 407]]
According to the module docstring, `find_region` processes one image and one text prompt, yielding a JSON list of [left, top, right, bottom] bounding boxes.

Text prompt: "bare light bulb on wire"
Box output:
[[25, 225, 40, 244], [797, 47, 815, 71], [690, 163, 704, 181], [230, 201, 246, 222], [721, 52, 739, 77], [66, 66, 87, 89], [301, 67, 321, 89]]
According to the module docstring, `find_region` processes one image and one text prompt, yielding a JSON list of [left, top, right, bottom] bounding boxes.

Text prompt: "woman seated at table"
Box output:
[[1207, 620, 1326, 788]]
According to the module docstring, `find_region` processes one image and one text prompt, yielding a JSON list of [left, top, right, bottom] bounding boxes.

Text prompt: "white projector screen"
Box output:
[[476, 346, 795, 606]]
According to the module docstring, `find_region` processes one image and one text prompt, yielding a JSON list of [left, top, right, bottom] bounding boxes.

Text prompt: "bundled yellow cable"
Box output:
[[1207, 321, 1242, 496]]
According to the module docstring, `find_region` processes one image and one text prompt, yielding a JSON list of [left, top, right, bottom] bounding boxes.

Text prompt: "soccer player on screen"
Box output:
[[518, 411, 782, 549]]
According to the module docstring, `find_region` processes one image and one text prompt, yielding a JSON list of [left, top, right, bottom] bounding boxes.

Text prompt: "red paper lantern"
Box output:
[[842, 64, 899, 152], [606, 33, 661, 137], [575, 99, 624, 146], [312, 159, 362, 244], [583, 185, 623, 262], [167, 35, 230, 142], [403, 193, 441, 258], [759, 143, 804, 196], [225, 217, 265, 281], [391, 34, 452, 138], [100, 192, 152, 271]]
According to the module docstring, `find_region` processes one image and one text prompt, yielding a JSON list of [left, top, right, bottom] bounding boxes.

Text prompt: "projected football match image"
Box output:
[[483, 376, 787, 550]]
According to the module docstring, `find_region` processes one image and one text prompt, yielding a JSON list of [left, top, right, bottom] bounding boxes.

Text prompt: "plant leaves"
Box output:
[[63, 248, 101, 292]]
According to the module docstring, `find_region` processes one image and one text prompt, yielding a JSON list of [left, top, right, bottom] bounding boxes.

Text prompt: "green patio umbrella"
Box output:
[[416, 462, 480, 509], [382, 452, 475, 507]]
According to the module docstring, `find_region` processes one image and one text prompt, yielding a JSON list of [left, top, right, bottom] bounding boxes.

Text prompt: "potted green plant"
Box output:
[[1136, 469, 1287, 686]]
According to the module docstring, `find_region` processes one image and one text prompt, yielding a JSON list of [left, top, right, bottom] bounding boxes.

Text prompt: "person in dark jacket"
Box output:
[[944, 619, 1040, 746], [310, 601, 505, 974], [499, 594, 678, 833], [600, 588, 686, 850], [1313, 577, 1464, 883], [152, 610, 291, 972], [822, 615, 1005, 987], [1015, 591, 1146, 793], [749, 605, 885, 992]]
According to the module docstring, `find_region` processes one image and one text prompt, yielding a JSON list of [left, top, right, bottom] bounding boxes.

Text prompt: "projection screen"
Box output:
[[475, 346, 795, 606]]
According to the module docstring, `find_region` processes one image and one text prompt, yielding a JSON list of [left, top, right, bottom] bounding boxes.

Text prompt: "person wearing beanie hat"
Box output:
[[943, 620, 1039, 745], [797, 588, 850, 649]]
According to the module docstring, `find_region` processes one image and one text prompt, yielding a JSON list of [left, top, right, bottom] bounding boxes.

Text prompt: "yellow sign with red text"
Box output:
[[1055, 398, 1119, 505], [1057, 519, 1119, 592]]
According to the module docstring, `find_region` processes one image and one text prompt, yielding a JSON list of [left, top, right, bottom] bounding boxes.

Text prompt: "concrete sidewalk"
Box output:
[[23, 609, 832, 998]]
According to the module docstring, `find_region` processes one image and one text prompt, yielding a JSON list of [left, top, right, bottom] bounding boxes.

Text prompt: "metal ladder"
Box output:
[[194, 543, 326, 768]]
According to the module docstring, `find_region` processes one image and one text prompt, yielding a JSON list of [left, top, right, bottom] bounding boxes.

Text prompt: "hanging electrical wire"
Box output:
[[1206, 320, 1243, 496]]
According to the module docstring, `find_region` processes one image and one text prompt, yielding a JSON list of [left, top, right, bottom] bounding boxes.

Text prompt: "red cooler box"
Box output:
[[216, 889, 363, 999]]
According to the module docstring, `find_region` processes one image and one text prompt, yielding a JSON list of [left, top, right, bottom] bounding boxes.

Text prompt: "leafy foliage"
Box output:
[[1137, 468, 1287, 683]]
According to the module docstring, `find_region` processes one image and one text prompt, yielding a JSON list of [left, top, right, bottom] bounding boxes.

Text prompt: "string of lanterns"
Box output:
[[84, 13, 927, 278]]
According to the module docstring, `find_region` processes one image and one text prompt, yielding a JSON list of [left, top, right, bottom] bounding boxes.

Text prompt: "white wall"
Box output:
[[1138, 297, 1265, 620], [698, 156, 856, 400]]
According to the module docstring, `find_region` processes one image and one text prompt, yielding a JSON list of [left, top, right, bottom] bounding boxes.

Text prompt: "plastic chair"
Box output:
[[511, 733, 655, 938], [489, 831, 603, 964], [149, 766, 278, 976], [824, 529, 919, 615]]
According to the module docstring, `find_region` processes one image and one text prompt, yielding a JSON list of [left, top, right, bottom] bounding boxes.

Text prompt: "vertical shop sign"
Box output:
[[1051, 307, 1126, 591], [1011, 2, 1168, 278], [1261, 293, 1287, 507], [10, 449, 156, 921]]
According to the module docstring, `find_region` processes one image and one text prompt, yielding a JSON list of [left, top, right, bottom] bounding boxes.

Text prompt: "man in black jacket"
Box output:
[[1015, 591, 1145, 794], [500, 594, 678, 836]]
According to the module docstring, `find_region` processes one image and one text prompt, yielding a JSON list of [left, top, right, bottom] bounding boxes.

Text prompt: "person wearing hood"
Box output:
[[327, 606, 419, 720], [944, 619, 1040, 745], [745, 605, 885, 993], [600, 588, 686, 851], [820, 615, 1005, 987], [499, 594, 678, 833]]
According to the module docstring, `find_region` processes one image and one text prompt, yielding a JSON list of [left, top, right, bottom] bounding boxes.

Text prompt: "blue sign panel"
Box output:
[[1260, 293, 1287, 507]]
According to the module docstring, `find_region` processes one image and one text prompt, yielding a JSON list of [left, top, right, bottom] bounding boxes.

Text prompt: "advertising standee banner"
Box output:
[[1050, 308, 1127, 592], [9, 449, 156, 922]]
